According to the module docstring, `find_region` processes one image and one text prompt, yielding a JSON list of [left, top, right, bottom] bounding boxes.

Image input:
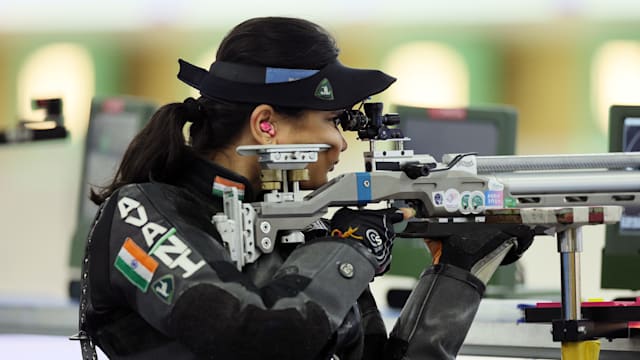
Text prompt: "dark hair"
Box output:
[[91, 17, 340, 204]]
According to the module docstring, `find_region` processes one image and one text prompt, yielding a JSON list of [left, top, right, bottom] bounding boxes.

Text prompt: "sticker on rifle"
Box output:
[[470, 191, 485, 214], [488, 178, 504, 191], [520, 208, 558, 224], [484, 190, 504, 209], [432, 191, 444, 207], [444, 189, 460, 212], [459, 191, 472, 215], [504, 196, 517, 208]]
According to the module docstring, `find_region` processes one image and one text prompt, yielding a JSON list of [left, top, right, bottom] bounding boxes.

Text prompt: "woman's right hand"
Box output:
[[330, 207, 413, 275]]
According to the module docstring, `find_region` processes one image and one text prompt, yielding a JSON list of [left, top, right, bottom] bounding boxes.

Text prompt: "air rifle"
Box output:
[[212, 103, 640, 271]]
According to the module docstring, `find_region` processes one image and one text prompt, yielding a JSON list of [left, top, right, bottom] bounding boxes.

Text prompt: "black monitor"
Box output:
[[68, 96, 157, 299], [386, 105, 518, 302], [394, 105, 517, 161], [601, 105, 640, 291]]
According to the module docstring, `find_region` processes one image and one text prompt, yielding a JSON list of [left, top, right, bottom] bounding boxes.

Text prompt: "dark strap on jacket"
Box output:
[[70, 197, 112, 359]]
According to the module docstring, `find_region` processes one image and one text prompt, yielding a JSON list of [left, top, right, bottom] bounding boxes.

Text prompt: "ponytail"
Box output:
[[90, 100, 199, 204]]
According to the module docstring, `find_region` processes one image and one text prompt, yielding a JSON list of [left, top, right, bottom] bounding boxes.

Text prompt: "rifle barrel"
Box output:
[[477, 152, 640, 173], [495, 171, 640, 194]]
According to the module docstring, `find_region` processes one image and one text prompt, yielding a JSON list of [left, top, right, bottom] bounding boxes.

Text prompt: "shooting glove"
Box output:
[[499, 225, 535, 265], [330, 207, 404, 276], [426, 224, 535, 284]]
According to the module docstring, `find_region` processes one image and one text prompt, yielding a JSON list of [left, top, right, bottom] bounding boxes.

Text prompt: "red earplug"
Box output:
[[259, 121, 276, 136]]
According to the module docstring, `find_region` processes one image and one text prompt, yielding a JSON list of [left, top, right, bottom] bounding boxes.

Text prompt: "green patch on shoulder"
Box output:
[[151, 274, 175, 304]]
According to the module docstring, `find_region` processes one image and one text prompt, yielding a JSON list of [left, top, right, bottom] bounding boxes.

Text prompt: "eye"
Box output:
[[328, 111, 345, 128]]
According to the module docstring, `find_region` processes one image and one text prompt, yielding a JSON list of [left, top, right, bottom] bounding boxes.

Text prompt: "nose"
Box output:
[[340, 133, 348, 152]]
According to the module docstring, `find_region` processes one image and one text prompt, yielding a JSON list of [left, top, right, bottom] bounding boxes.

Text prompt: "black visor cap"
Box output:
[[177, 59, 396, 110]]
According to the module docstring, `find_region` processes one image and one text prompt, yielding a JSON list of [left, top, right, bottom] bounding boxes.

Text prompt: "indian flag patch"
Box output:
[[114, 238, 158, 292], [212, 176, 245, 200]]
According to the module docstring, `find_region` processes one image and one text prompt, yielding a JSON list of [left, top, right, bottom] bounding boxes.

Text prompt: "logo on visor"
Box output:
[[314, 78, 334, 100]]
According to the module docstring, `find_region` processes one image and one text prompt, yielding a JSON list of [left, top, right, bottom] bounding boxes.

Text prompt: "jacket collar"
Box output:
[[176, 153, 256, 204]]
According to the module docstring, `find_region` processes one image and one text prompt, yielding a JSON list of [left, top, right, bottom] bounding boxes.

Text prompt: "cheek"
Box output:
[[295, 123, 344, 189], [316, 130, 344, 164]]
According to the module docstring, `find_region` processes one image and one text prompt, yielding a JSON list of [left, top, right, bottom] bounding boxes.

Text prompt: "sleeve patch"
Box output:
[[114, 238, 159, 292], [151, 274, 175, 304]]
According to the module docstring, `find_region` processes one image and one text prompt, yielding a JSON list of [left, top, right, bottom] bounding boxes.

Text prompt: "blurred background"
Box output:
[[1, 0, 640, 336]]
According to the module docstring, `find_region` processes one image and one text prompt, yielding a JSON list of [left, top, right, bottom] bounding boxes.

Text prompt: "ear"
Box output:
[[249, 104, 277, 145]]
